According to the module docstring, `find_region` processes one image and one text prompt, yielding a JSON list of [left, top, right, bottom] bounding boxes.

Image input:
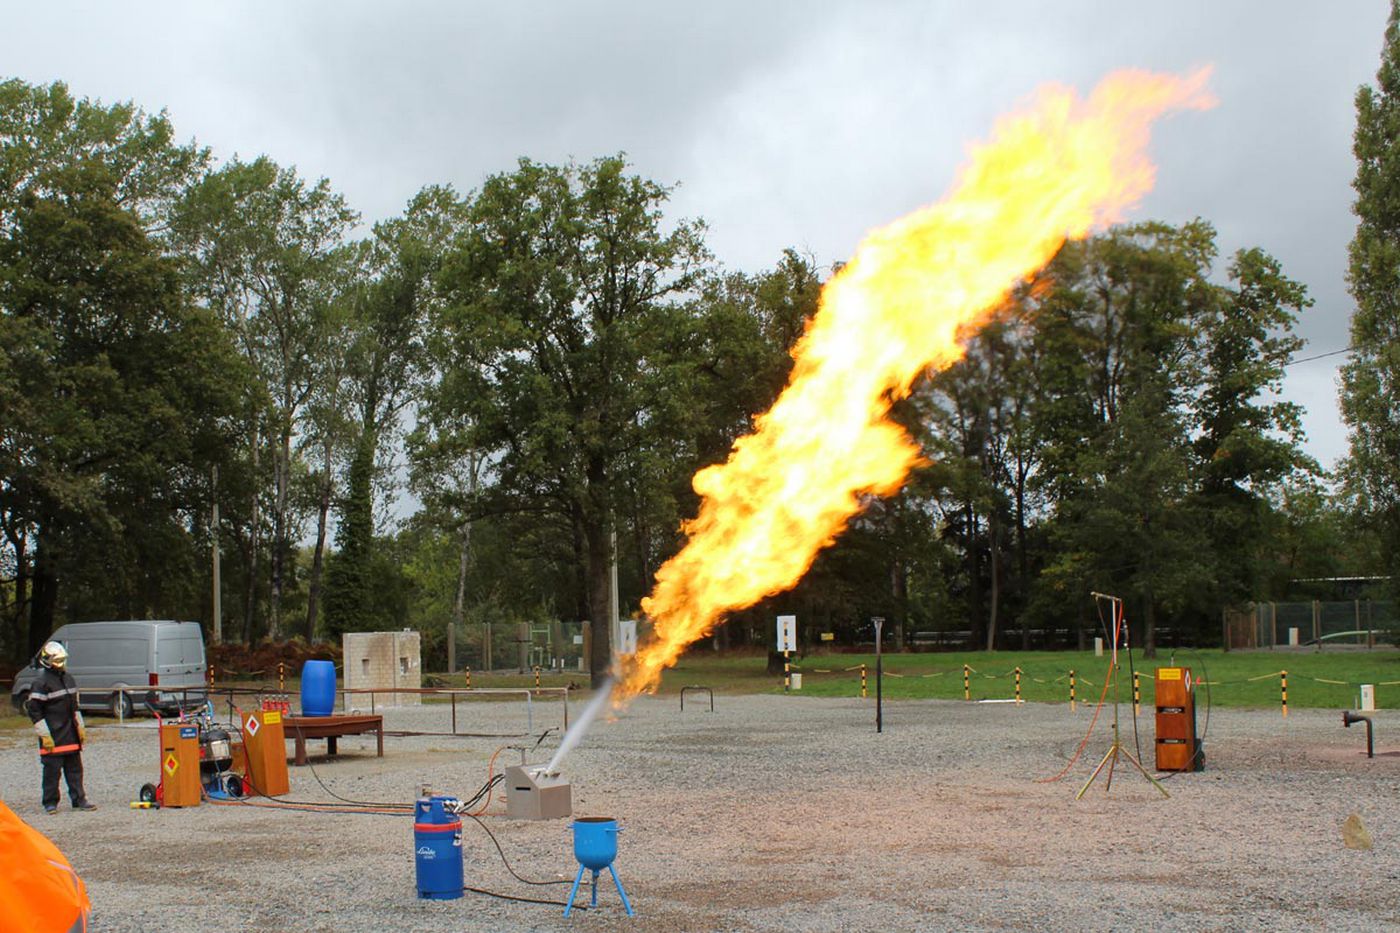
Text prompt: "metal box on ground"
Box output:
[[159, 722, 202, 807], [241, 708, 290, 796], [504, 765, 572, 820], [1154, 666, 1200, 772]]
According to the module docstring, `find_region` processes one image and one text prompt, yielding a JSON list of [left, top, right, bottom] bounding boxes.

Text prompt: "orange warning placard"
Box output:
[[163, 753, 179, 775], [1159, 668, 1182, 680]]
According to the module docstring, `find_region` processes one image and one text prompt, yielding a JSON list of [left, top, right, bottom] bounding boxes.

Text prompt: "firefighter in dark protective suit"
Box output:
[[25, 642, 97, 815]]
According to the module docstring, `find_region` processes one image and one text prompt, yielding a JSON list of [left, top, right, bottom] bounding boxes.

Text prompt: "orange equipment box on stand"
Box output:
[[240, 708, 290, 797], [158, 722, 202, 807], [1154, 667, 1200, 772]]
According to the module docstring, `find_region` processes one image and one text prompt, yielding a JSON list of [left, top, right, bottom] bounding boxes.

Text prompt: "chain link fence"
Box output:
[[1223, 601, 1398, 650]]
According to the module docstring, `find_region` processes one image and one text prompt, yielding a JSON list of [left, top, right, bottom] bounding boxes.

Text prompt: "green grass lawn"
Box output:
[[645, 648, 1400, 710]]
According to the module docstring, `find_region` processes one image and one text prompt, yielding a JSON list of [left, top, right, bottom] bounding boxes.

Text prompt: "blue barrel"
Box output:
[[414, 795, 463, 900], [300, 659, 336, 717]]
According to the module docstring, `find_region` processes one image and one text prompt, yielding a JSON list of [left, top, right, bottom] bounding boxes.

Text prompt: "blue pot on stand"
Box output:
[[564, 817, 633, 917]]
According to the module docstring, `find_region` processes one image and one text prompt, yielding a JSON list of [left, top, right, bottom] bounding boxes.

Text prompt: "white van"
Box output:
[[10, 620, 208, 717]]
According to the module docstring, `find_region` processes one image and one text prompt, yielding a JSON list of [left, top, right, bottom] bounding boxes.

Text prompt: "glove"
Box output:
[[34, 721, 54, 752], [75, 711, 87, 745]]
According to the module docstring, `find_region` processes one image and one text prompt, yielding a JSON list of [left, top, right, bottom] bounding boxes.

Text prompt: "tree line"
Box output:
[[3, 18, 1398, 670]]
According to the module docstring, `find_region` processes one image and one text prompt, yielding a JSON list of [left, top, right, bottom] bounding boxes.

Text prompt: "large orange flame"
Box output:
[[619, 69, 1215, 698]]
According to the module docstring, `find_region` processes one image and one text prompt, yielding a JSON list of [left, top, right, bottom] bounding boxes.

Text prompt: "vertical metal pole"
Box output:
[[465, 668, 472, 690], [278, 662, 285, 693], [874, 617, 884, 734], [451, 692, 457, 735], [1015, 667, 1022, 705], [1281, 670, 1288, 718], [963, 664, 970, 701], [1069, 669, 1076, 711], [608, 528, 620, 668], [860, 664, 867, 699], [1132, 672, 1140, 717], [783, 650, 790, 692], [211, 465, 221, 645], [526, 691, 534, 732]]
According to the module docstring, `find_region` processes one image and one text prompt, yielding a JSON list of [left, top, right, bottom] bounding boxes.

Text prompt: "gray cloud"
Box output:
[[3, 0, 1387, 468]]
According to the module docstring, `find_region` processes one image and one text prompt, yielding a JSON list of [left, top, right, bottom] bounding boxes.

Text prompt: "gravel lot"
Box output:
[[2, 691, 1397, 932]]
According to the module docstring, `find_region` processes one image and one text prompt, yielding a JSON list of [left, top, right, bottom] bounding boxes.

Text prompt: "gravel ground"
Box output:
[[2, 692, 1397, 932]]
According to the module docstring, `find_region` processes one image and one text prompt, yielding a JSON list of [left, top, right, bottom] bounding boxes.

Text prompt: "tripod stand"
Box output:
[[1076, 593, 1169, 800]]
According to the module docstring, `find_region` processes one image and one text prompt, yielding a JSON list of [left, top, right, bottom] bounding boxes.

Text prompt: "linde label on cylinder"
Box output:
[[414, 795, 464, 900]]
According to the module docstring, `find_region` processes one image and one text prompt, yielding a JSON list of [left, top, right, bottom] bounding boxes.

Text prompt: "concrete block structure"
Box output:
[[342, 631, 422, 707]]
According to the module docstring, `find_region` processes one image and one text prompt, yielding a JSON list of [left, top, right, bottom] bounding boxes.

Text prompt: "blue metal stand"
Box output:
[[564, 865, 633, 917]]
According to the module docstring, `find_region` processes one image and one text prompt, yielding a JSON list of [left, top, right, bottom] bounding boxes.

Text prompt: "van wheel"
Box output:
[[110, 690, 133, 719]]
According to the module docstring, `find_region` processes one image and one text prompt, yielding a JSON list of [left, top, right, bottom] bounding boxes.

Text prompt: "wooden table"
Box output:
[[281, 714, 384, 766]]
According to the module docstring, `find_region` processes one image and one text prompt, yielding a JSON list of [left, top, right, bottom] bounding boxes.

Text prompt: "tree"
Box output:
[[0, 135, 246, 658], [1027, 223, 1216, 657], [323, 186, 462, 637], [1341, 0, 1400, 594], [433, 156, 708, 686], [173, 157, 356, 641], [1191, 247, 1312, 608]]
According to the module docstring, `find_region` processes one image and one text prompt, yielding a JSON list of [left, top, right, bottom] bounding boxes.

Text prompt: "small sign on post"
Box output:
[[618, 619, 638, 656], [776, 615, 797, 653]]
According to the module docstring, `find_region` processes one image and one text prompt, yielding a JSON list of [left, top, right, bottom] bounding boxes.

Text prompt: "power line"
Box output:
[[1285, 347, 1353, 367]]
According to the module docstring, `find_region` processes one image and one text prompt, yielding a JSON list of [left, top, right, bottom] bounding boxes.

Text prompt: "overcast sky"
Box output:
[[2, 1, 1388, 472]]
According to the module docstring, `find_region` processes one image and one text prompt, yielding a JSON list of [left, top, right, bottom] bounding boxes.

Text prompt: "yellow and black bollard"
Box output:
[[1015, 667, 1022, 705], [860, 663, 867, 699], [1132, 671, 1140, 717], [784, 650, 791, 692], [278, 662, 285, 693], [1281, 670, 1288, 718], [963, 665, 971, 701], [533, 666, 541, 689], [465, 668, 472, 690], [1069, 669, 1076, 712]]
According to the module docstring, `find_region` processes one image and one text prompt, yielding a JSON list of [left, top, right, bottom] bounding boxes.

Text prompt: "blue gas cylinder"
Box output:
[[300, 659, 336, 717], [414, 795, 464, 900]]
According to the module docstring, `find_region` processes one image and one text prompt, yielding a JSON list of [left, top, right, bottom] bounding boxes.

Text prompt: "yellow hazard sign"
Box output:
[[264, 711, 281, 724], [1159, 668, 1182, 680], [163, 752, 179, 775]]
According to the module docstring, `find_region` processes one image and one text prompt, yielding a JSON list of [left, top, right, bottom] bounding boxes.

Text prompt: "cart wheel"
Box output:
[[224, 774, 245, 798], [139, 783, 158, 805]]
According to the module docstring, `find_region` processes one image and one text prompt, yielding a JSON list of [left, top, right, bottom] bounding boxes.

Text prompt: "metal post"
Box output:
[[1281, 670, 1288, 718], [1132, 671, 1140, 717], [860, 664, 867, 699], [534, 665, 541, 689], [211, 464, 221, 645], [1069, 669, 1076, 711], [1015, 667, 1022, 705], [451, 692, 457, 735], [278, 662, 285, 693], [873, 617, 884, 734], [963, 664, 970, 701], [783, 650, 790, 692], [465, 668, 472, 690]]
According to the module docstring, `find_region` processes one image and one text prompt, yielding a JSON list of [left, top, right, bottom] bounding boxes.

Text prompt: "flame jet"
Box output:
[[619, 69, 1215, 699]]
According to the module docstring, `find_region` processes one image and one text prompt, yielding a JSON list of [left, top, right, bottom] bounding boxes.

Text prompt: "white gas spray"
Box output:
[[545, 678, 614, 775]]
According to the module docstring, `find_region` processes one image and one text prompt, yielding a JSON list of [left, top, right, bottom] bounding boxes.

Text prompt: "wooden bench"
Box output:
[[281, 714, 384, 766]]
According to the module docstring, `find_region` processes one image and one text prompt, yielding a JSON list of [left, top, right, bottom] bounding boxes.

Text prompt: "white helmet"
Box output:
[[39, 641, 68, 670]]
